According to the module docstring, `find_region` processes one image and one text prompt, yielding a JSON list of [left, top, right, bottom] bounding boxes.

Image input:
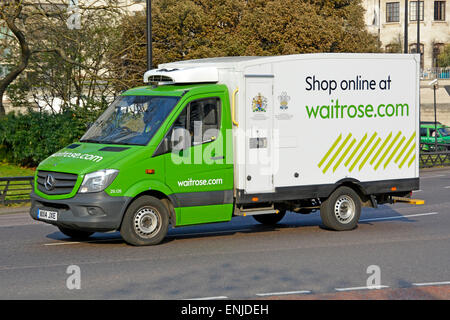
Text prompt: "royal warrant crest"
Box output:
[[278, 92, 290, 110], [252, 93, 267, 112]]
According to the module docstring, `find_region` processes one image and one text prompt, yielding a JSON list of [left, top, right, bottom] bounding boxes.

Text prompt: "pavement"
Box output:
[[0, 168, 449, 300]]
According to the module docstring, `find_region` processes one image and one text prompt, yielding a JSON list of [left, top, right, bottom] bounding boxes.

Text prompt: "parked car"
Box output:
[[420, 121, 450, 151]]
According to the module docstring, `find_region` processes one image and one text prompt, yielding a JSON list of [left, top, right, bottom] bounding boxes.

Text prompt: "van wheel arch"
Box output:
[[327, 179, 372, 208], [119, 190, 177, 229]]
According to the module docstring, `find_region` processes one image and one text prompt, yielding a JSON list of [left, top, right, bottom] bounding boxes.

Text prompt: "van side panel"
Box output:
[[238, 55, 419, 196]]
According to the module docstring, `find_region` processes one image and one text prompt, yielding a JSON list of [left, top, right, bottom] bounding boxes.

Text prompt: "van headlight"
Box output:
[[79, 169, 119, 193]]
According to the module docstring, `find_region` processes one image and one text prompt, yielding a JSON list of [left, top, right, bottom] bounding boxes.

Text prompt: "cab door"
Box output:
[[161, 94, 234, 226]]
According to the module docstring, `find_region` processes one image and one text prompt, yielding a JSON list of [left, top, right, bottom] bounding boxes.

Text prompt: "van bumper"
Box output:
[[30, 191, 132, 232]]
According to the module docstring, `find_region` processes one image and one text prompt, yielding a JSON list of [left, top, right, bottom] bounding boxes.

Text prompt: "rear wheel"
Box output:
[[253, 210, 286, 225], [320, 186, 361, 231], [120, 195, 169, 246], [58, 226, 94, 240]]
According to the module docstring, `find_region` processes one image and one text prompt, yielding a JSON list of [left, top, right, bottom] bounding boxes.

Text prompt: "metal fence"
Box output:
[[419, 142, 450, 167], [0, 176, 34, 205], [421, 67, 450, 80]]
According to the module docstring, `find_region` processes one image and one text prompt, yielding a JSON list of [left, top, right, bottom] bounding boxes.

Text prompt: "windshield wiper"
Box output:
[[98, 140, 142, 146], [80, 139, 102, 143]]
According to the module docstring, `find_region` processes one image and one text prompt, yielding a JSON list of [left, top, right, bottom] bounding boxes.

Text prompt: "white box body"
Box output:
[[155, 53, 420, 196]]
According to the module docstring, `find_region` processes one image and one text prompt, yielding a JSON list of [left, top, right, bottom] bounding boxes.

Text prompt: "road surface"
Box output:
[[0, 168, 449, 299]]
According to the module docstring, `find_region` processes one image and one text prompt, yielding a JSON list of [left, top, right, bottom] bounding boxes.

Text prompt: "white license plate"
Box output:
[[38, 209, 58, 221]]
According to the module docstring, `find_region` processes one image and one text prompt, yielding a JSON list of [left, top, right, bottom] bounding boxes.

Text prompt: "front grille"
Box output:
[[37, 171, 78, 195]]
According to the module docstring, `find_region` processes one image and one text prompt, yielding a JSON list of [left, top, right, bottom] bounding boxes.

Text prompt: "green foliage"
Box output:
[[437, 44, 450, 68], [109, 0, 379, 90], [1, 0, 380, 167], [0, 100, 107, 167]]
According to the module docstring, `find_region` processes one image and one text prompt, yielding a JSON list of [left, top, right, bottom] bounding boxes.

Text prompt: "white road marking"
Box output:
[[360, 212, 438, 222], [444, 186, 450, 189], [413, 190, 422, 192], [188, 296, 228, 300], [335, 285, 389, 292], [44, 238, 122, 246], [421, 174, 445, 179], [412, 281, 450, 287], [256, 290, 311, 296]]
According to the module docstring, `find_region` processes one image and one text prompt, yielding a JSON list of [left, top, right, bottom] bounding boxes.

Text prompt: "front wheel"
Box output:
[[120, 196, 169, 246], [320, 187, 361, 231]]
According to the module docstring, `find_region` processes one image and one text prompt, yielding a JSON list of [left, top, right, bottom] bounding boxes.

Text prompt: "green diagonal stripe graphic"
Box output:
[[345, 133, 367, 167], [333, 136, 355, 172], [370, 132, 392, 165], [375, 131, 402, 170], [323, 133, 352, 174], [399, 144, 416, 168], [349, 132, 377, 172], [395, 132, 415, 164], [384, 136, 405, 169], [359, 137, 381, 171], [318, 134, 342, 168], [408, 153, 416, 167], [319, 131, 418, 175]]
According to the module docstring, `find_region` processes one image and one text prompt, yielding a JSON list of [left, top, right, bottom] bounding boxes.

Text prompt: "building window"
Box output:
[[434, 1, 446, 21], [410, 1, 424, 21], [386, 2, 400, 22], [433, 43, 445, 67]]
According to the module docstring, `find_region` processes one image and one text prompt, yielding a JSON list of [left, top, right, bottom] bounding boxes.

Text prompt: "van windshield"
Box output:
[[439, 127, 450, 137], [80, 95, 180, 146]]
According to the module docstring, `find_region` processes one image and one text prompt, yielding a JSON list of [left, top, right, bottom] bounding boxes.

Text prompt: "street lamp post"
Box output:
[[429, 79, 439, 151], [417, 0, 420, 64], [404, 0, 408, 53], [146, 0, 152, 70], [433, 82, 438, 151]]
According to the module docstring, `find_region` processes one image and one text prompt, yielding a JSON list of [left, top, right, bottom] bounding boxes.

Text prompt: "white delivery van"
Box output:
[[31, 53, 423, 246]]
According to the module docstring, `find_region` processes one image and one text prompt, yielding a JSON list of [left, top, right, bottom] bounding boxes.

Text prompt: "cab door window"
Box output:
[[155, 97, 221, 155], [189, 98, 220, 145]]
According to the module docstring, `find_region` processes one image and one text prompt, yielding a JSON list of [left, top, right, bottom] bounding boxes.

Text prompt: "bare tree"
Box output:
[[0, 0, 131, 116]]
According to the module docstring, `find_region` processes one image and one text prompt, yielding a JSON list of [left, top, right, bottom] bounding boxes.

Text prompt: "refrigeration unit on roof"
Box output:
[[143, 67, 219, 84]]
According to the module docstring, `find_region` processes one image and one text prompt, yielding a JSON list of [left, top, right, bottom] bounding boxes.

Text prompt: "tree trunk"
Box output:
[[0, 5, 30, 117]]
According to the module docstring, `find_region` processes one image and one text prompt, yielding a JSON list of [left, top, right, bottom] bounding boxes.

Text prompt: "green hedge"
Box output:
[[0, 107, 104, 167]]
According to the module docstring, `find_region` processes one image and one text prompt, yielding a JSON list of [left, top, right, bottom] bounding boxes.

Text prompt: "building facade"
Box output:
[[362, 0, 450, 73]]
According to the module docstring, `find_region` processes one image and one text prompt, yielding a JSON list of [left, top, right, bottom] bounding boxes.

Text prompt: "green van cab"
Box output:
[[29, 84, 235, 245], [420, 121, 450, 151]]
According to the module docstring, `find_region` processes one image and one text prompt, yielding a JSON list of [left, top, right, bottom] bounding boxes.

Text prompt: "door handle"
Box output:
[[232, 88, 239, 127]]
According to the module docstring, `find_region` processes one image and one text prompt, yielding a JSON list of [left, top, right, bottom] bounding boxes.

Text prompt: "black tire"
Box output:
[[320, 186, 361, 231], [253, 210, 286, 225], [58, 226, 94, 240], [120, 195, 169, 246]]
